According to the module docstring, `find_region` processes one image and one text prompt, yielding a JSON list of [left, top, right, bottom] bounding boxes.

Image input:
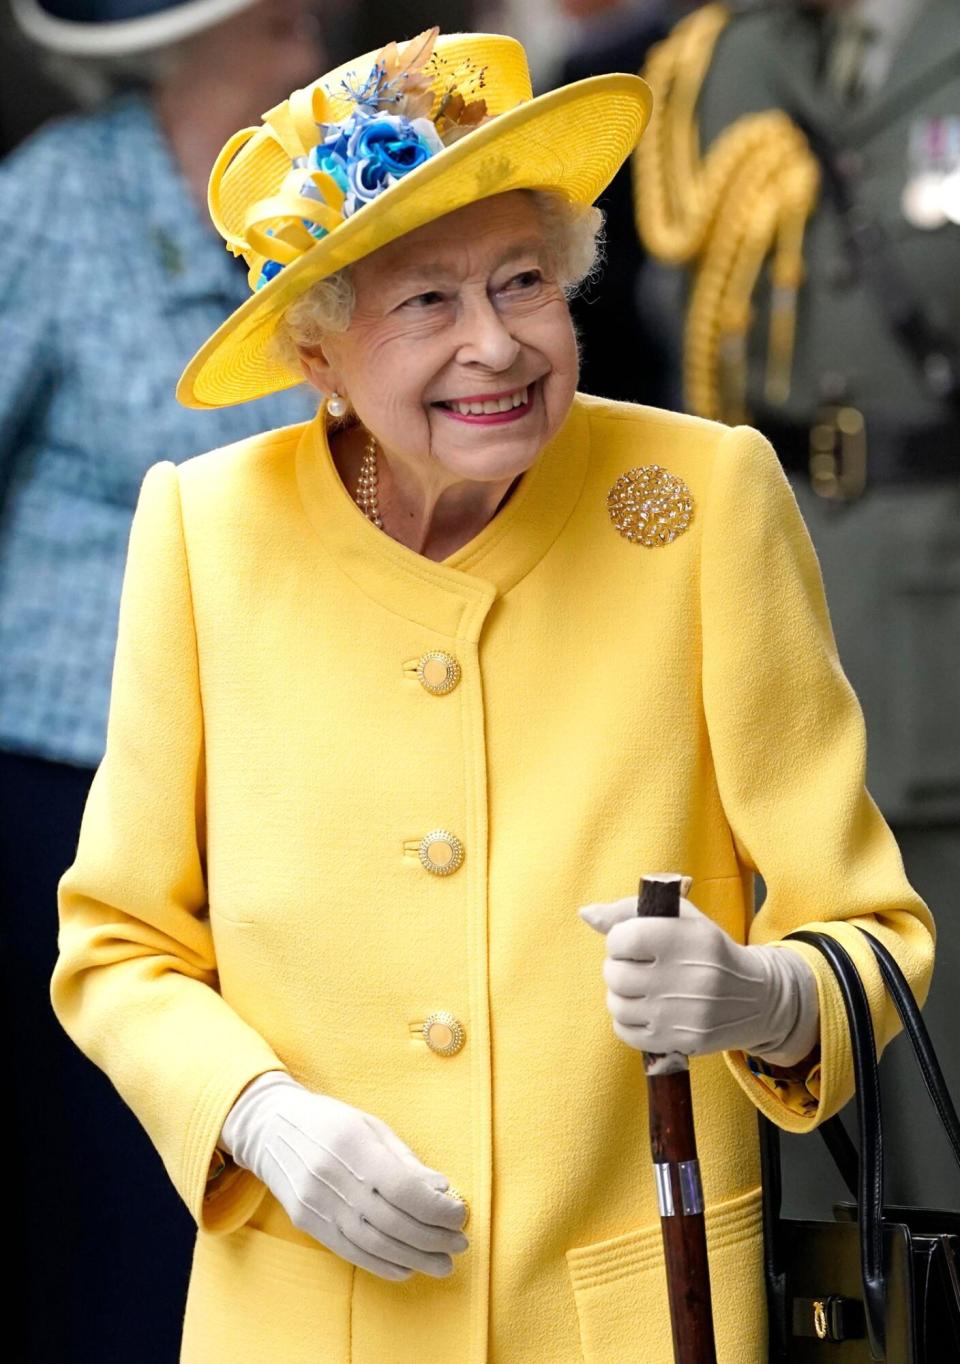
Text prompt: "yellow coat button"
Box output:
[[419, 830, 464, 876], [416, 650, 461, 695], [423, 1011, 466, 1056], [447, 1186, 470, 1227]]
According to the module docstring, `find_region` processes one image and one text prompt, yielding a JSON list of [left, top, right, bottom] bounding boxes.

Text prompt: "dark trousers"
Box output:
[[0, 750, 194, 1363]]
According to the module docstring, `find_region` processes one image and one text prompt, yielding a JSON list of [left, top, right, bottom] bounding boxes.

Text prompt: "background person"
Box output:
[[634, 0, 960, 1211], [0, 2, 323, 1359], [51, 26, 933, 1362]]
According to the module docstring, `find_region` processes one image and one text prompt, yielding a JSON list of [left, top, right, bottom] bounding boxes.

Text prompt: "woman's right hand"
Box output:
[[219, 1071, 469, 1280]]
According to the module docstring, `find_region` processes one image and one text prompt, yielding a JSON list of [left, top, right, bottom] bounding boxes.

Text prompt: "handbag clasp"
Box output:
[[792, 1294, 865, 1342], [813, 1299, 828, 1340]]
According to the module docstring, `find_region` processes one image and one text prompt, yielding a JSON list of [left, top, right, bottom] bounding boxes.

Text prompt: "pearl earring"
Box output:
[[326, 391, 348, 418]]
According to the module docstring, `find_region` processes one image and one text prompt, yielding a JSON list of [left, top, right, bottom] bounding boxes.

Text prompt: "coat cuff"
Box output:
[[185, 1063, 288, 1234], [742, 1049, 821, 1116], [722, 923, 877, 1132]]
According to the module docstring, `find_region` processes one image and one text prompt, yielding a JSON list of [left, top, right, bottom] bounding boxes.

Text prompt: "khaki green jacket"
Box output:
[[691, 0, 960, 822], [53, 396, 932, 1363]]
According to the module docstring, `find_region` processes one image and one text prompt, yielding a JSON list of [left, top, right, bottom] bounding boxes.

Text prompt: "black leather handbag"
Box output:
[[760, 928, 960, 1362]]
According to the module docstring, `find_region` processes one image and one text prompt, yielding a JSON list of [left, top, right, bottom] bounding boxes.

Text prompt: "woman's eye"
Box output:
[[403, 290, 445, 308], [504, 270, 542, 291]]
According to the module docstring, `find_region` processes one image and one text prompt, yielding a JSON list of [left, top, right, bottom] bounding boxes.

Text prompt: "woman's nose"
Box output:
[[455, 298, 522, 371]]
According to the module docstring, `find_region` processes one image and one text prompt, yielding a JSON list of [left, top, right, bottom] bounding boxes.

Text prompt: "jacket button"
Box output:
[[419, 830, 464, 875], [423, 1011, 466, 1056], [416, 650, 461, 695], [447, 1186, 470, 1227]]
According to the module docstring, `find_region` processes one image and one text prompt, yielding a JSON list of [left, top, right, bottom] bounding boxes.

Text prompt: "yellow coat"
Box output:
[[53, 395, 933, 1364]]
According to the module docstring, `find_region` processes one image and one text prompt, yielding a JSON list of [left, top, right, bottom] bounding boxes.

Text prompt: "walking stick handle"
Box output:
[[638, 877, 718, 1364]]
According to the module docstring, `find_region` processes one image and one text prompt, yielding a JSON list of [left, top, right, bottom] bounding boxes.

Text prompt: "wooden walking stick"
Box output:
[[638, 876, 718, 1364]]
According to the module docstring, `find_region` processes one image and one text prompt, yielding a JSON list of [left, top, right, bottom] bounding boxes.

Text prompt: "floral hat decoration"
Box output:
[[177, 28, 651, 409]]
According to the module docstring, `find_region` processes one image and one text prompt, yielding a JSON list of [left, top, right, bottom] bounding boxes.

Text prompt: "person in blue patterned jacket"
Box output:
[[0, 3, 323, 1360]]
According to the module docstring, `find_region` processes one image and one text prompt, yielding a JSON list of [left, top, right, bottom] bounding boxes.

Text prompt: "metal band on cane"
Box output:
[[655, 1163, 676, 1217], [679, 1160, 705, 1216], [654, 1160, 705, 1218]]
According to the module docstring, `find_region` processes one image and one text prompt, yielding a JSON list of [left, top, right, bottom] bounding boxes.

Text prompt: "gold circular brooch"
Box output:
[[606, 465, 695, 546]]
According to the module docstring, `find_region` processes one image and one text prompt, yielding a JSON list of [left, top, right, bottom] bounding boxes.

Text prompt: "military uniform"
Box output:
[[637, 0, 960, 1210]]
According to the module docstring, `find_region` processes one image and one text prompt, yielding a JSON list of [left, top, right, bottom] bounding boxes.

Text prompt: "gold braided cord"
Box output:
[[633, 2, 731, 262], [633, 3, 820, 421]]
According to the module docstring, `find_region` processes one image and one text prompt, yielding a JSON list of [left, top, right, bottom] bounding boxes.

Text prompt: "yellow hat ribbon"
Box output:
[[207, 27, 491, 293]]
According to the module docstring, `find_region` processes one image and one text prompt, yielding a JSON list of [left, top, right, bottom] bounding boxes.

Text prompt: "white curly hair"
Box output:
[[270, 189, 605, 376]]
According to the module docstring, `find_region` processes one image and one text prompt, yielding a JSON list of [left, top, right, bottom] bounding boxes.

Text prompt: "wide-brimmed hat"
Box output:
[[175, 28, 651, 409], [10, 0, 258, 55]]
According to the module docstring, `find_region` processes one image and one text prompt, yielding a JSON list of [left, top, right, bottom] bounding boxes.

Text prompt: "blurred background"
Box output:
[[1, 1, 958, 1359]]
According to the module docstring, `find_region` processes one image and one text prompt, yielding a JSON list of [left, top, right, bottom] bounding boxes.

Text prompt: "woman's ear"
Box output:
[[296, 341, 338, 395]]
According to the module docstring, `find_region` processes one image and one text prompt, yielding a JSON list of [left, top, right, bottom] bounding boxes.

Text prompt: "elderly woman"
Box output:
[[53, 27, 933, 1364]]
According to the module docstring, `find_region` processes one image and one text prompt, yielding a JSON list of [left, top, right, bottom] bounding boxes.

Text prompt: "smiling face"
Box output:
[[300, 191, 581, 486]]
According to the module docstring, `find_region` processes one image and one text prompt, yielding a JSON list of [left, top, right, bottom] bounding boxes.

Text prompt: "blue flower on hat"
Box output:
[[300, 146, 351, 242], [306, 145, 350, 193], [316, 114, 360, 165], [253, 108, 444, 287], [257, 258, 284, 288], [340, 114, 444, 216]]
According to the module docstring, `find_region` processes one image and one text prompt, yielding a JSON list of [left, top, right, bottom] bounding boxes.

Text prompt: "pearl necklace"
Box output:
[[353, 432, 521, 535], [355, 430, 383, 529]]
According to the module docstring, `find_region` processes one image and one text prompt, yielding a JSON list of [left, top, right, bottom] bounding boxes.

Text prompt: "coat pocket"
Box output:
[[181, 1223, 355, 1364], [564, 1186, 766, 1364]]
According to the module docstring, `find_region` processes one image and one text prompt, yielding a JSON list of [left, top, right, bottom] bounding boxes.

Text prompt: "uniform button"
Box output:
[[423, 1011, 466, 1056], [416, 650, 461, 695], [447, 1186, 470, 1227], [419, 829, 464, 875]]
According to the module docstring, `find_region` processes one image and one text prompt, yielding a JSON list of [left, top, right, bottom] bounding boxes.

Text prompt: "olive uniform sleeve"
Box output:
[[700, 424, 935, 1132], [52, 461, 288, 1231]]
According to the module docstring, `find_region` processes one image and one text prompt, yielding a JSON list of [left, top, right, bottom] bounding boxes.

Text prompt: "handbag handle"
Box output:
[[786, 931, 887, 1359], [767, 930, 960, 1205], [761, 927, 960, 1361], [863, 932, 960, 1167]]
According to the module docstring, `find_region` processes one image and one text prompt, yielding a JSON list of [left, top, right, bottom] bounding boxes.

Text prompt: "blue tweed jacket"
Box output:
[[0, 94, 316, 768]]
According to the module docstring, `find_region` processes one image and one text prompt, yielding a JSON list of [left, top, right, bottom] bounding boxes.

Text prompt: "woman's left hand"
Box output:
[[578, 880, 820, 1066]]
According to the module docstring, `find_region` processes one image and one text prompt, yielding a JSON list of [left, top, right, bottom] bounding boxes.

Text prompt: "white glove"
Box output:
[[578, 877, 820, 1066], [219, 1071, 469, 1281]]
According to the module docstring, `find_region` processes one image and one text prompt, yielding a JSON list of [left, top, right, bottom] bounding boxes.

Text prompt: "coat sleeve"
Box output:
[[700, 424, 935, 1133], [52, 460, 288, 1232]]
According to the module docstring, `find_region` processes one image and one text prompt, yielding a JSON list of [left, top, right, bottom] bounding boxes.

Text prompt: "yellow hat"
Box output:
[[177, 28, 652, 409]]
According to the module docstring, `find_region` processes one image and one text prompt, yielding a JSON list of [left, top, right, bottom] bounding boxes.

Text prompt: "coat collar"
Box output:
[[295, 396, 591, 639]]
